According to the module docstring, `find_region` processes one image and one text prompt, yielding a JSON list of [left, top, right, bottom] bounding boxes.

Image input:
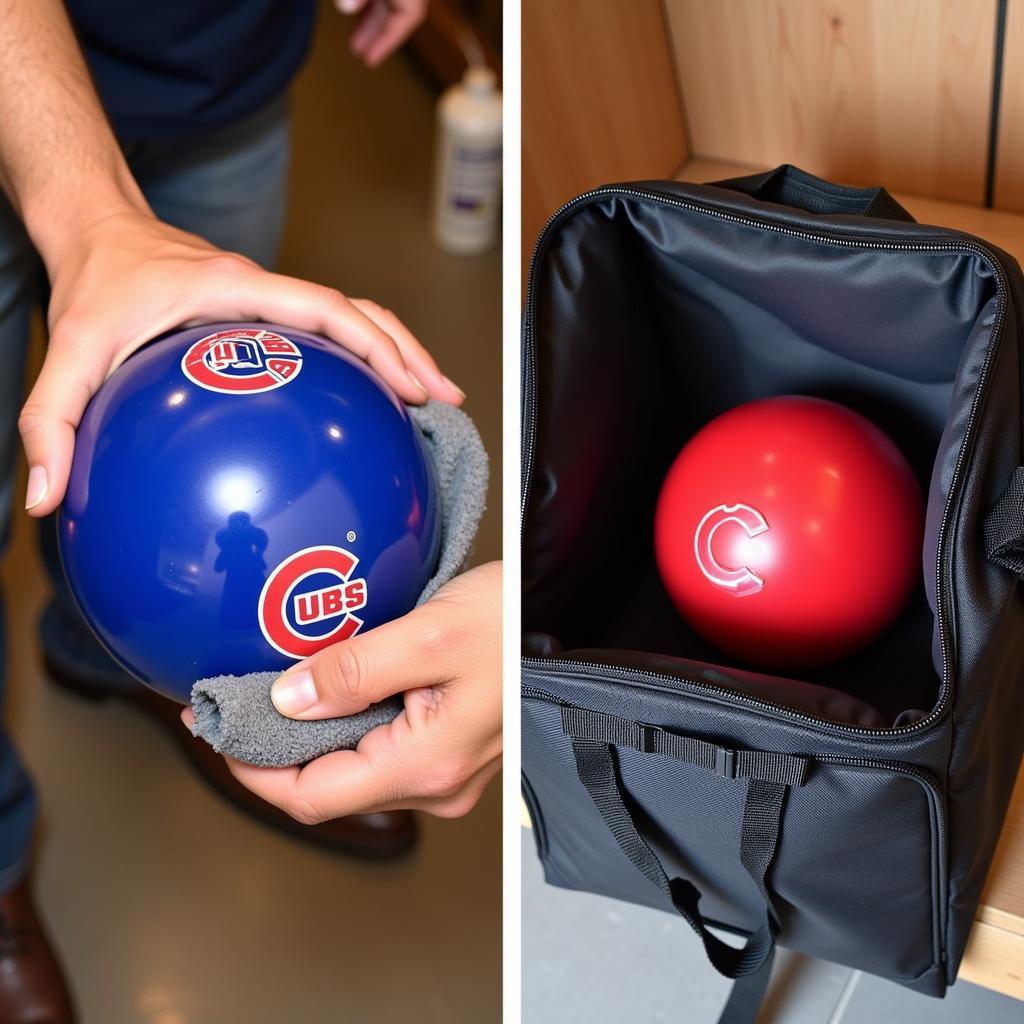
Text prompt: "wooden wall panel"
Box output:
[[994, 0, 1024, 210], [523, 0, 687, 273], [665, 0, 996, 203]]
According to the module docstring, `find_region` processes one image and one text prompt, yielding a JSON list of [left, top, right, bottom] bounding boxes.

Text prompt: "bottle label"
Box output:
[[446, 143, 502, 222]]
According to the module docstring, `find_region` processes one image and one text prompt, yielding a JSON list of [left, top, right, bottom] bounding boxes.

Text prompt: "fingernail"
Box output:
[[25, 466, 48, 510], [406, 369, 428, 396], [271, 670, 317, 716], [338, 0, 359, 11], [443, 376, 466, 400]]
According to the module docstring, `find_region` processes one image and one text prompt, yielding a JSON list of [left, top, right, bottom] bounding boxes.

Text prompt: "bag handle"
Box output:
[[984, 466, 1024, 577], [561, 706, 809, 1024], [712, 164, 916, 223]]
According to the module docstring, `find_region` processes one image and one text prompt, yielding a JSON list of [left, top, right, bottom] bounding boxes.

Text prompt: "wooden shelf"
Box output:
[[962, 764, 1024, 998]]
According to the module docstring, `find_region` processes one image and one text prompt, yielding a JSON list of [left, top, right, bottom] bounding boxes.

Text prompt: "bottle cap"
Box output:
[[464, 66, 498, 96]]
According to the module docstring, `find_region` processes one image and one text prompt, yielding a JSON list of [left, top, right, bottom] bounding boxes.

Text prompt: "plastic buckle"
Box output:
[[715, 747, 737, 779], [639, 723, 663, 754]]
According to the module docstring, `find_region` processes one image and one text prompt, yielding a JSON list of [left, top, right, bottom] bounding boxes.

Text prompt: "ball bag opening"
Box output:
[[522, 194, 1000, 728]]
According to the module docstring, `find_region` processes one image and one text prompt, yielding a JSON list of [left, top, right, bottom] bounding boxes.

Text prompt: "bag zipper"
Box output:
[[522, 685, 948, 965], [521, 184, 1013, 740], [816, 755, 947, 968]]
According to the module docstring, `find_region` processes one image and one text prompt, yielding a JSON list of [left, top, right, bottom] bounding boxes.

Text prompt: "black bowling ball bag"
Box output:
[[521, 165, 1024, 1021]]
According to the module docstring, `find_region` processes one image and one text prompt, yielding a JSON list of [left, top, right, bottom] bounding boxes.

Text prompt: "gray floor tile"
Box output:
[[522, 831, 853, 1023], [837, 971, 1024, 1024]]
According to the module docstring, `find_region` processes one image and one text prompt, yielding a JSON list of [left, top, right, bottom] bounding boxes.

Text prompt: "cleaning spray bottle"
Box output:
[[431, 64, 503, 255]]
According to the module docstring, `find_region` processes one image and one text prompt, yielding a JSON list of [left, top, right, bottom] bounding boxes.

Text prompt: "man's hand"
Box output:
[[194, 561, 502, 821], [336, 0, 428, 68], [19, 207, 464, 515], [0, 0, 459, 516]]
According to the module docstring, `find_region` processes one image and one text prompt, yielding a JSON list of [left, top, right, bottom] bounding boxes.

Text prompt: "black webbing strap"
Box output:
[[562, 706, 809, 1024], [718, 951, 776, 1024], [562, 706, 809, 787], [984, 466, 1024, 578]]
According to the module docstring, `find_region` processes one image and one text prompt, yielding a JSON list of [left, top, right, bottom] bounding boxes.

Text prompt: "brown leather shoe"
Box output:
[[0, 880, 76, 1023], [44, 655, 417, 861]]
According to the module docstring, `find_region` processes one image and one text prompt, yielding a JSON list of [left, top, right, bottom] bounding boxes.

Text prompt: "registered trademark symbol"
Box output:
[[346, 531, 357, 543]]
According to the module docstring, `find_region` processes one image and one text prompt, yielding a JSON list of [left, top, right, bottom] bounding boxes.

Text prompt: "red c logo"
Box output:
[[181, 328, 303, 394], [694, 503, 769, 597], [258, 546, 367, 659]]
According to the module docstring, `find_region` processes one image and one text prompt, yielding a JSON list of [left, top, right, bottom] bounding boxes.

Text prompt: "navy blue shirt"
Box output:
[[66, 1, 317, 139]]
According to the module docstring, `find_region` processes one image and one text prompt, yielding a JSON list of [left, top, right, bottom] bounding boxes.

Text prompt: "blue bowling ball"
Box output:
[[58, 323, 441, 702]]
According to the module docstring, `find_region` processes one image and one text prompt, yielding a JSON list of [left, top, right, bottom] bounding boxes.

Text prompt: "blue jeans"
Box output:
[[0, 95, 291, 888]]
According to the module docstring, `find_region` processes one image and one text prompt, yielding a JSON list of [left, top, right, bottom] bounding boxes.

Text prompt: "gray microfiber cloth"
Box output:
[[188, 401, 488, 767]]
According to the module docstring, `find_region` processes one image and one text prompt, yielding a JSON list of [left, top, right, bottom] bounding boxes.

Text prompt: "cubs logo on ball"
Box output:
[[693, 502, 769, 597], [258, 546, 369, 659], [181, 328, 303, 394]]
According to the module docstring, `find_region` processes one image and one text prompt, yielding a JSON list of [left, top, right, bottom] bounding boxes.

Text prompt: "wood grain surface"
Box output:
[[522, 0, 687, 277], [665, 0, 997, 203]]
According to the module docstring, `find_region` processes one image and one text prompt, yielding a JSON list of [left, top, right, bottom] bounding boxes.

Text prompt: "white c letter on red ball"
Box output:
[[693, 503, 769, 597]]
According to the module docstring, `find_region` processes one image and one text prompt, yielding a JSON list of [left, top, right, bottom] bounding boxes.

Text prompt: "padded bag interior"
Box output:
[[522, 186, 1001, 727]]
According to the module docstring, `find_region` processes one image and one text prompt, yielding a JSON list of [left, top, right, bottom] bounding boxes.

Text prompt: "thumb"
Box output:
[[270, 605, 439, 719], [19, 336, 101, 517]]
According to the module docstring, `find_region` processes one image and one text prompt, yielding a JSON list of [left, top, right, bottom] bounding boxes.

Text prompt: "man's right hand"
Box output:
[[19, 206, 464, 516]]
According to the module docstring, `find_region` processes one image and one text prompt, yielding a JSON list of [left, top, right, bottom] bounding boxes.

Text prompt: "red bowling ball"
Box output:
[[654, 396, 924, 670]]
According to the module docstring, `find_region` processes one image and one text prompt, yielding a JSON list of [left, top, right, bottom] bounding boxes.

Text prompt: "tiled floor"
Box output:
[[522, 832, 1022, 1023], [4, 7, 501, 1023]]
